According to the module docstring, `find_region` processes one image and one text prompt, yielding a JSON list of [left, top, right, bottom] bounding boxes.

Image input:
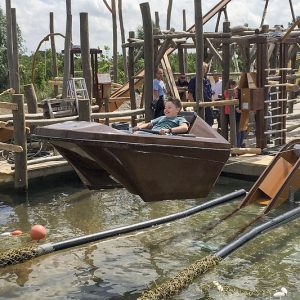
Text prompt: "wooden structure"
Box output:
[[69, 46, 102, 104]]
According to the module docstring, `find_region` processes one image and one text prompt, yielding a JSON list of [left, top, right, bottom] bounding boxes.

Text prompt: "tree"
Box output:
[[0, 5, 24, 92]]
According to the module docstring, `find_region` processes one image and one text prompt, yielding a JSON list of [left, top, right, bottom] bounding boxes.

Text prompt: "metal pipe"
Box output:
[[217, 205, 300, 258]]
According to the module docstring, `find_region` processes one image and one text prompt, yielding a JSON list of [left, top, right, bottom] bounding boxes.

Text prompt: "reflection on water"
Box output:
[[0, 177, 299, 299]]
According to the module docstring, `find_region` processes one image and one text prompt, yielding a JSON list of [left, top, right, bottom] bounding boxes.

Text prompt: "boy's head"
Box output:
[[164, 97, 182, 118]]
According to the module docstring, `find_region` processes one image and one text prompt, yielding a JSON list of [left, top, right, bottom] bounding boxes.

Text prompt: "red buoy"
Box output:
[[30, 225, 46, 240]]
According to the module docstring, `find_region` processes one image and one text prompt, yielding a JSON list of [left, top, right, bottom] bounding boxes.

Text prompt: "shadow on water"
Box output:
[[0, 176, 299, 299]]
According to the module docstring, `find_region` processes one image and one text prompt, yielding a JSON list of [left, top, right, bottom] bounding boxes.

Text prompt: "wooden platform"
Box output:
[[0, 159, 74, 187]]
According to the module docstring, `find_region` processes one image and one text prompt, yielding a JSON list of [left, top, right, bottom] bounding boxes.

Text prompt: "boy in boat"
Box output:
[[133, 97, 189, 135]]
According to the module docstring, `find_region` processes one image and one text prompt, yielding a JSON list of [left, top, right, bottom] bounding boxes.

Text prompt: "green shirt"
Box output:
[[151, 116, 189, 131]]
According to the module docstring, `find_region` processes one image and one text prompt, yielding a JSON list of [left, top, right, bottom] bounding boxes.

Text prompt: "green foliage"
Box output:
[[0, 5, 25, 92]]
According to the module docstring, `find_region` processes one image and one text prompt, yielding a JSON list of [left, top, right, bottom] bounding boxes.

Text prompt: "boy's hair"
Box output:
[[166, 97, 182, 110]]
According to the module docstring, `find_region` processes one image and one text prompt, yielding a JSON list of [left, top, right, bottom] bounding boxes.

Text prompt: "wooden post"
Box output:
[[155, 11, 160, 29], [194, 0, 204, 118], [279, 42, 288, 145], [24, 84, 38, 114], [178, 45, 185, 75], [62, 0, 72, 98], [50, 12, 59, 97], [228, 89, 237, 147], [256, 38, 268, 149], [80, 12, 93, 100], [5, 0, 13, 89], [112, 0, 118, 83], [11, 8, 20, 93], [12, 94, 28, 190], [166, 0, 173, 30], [78, 99, 91, 122], [118, 0, 128, 81], [182, 9, 187, 71], [140, 2, 154, 122], [128, 31, 137, 127], [221, 21, 231, 139]]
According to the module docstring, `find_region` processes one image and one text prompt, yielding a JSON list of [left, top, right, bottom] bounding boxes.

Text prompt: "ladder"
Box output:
[[68, 78, 90, 112]]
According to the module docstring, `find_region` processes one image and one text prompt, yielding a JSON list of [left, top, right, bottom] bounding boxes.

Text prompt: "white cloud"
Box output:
[[0, 0, 299, 55]]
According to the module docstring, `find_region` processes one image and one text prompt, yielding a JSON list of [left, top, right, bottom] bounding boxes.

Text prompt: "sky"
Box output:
[[0, 0, 299, 55]]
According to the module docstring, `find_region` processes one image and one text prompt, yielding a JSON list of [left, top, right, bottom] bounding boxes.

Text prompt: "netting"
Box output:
[[0, 246, 39, 267], [138, 254, 221, 300]]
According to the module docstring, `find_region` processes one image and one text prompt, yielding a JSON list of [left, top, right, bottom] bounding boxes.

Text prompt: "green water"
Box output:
[[0, 177, 299, 299]]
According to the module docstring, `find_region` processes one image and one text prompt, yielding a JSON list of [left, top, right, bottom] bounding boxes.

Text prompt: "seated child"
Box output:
[[133, 97, 189, 135]]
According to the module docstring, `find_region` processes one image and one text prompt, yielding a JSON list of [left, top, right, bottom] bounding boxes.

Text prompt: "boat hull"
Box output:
[[36, 118, 230, 202]]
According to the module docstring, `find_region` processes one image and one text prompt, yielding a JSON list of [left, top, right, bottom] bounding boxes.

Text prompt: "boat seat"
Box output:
[[178, 111, 198, 133]]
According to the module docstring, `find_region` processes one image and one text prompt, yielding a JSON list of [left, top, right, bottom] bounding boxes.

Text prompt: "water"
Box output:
[[0, 177, 299, 299]]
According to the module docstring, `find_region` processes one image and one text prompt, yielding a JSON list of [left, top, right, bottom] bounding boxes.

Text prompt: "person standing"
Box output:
[[211, 71, 222, 100], [188, 62, 214, 126], [152, 68, 166, 118], [176, 74, 189, 101]]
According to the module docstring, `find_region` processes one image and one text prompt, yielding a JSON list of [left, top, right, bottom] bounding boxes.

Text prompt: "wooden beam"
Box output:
[[91, 108, 145, 119], [0, 142, 23, 153], [0, 102, 18, 110]]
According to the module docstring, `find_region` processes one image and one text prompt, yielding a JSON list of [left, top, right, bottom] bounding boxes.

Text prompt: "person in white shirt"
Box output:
[[211, 71, 222, 100]]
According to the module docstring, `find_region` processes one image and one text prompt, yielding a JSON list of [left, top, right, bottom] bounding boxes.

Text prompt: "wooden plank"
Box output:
[[182, 99, 238, 108], [161, 54, 180, 99], [258, 157, 293, 198], [91, 108, 145, 119], [0, 142, 23, 152], [0, 102, 18, 110]]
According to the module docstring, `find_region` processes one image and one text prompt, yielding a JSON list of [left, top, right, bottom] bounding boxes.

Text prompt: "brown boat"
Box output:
[[36, 112, 230, 202]]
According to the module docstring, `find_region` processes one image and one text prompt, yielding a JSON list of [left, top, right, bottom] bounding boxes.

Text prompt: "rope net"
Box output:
[[138, 254, 221, 300], [0, 246, 39, 267]]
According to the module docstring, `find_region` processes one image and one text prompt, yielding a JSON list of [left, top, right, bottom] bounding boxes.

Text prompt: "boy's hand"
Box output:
[[132, 126, 140, 132], [159, 128, 171, 135]]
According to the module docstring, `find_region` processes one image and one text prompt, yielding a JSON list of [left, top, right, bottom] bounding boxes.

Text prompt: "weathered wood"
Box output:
[[50, 12, 59, 97], [155, 11, 159, 29], [78, 99, 91, 122], [0, 142, 23, 152], [194, 0, 204, 117], [256, 40, 268, 149], [80, 13, 93, 99], [118, 0, 128, 81], [205, 37, 223, 66], [166, 0, 173, 30], [155, 38, 172, 68], [5, 0, 13, 88], [91, 108, 145, 119], [62, 0, 72, 98], [12, 94, 27, 190], [0, 102, 18, 110], [0, 113, 44, 122], [140, 2, 154, 122], [112, 0, 118, 82], [0, 88, 15, 97], [221, 21, 231, 139], [182, 99, 238, 108], [9, 115, 79, 126], [11, 155, 64, 169], [23, 84, 38, 114], [182, 9, 187, 71], [228, 90, 237, 147], [128, 31, 137, 127], [161, 54, 180, 99], [11, 8, 20, 93], [231, 148, 261, 155], [177, 45, 185, 74]]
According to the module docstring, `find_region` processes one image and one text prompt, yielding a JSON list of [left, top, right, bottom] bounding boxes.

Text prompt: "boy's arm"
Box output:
[[133, 122, 152, 132]]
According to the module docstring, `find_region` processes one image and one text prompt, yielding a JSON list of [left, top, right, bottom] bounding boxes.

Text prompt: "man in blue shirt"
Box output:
[[152, 68, 166, 118], [188, 63, 214, 126]]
